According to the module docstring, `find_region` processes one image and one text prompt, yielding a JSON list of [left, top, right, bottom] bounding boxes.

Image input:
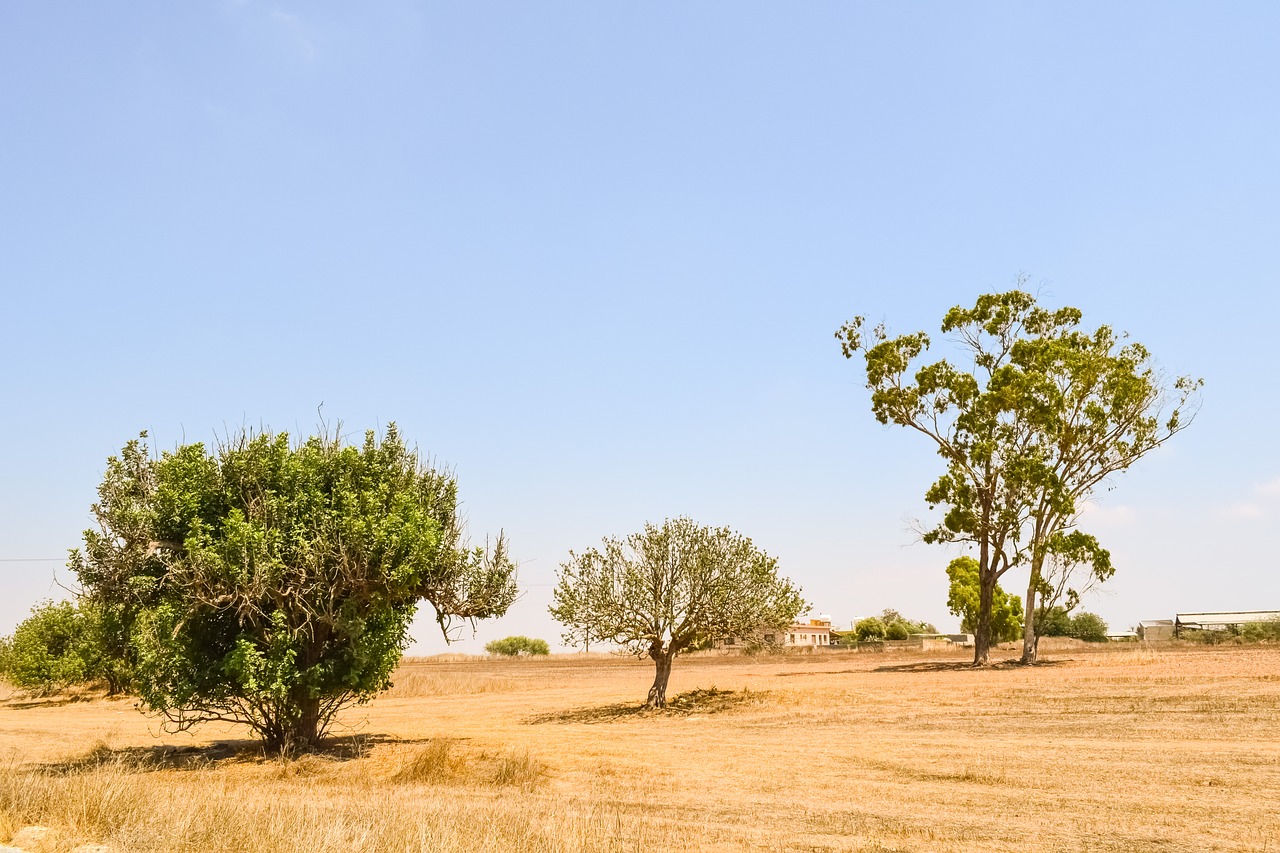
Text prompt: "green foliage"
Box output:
[[1037, 606, 1074, 637], [1068, 612, 1108, 643], [878, 608, 937, 637], [946, 557, 1024, 643], [1038, 608, 1108, 642], [837, 288, 1200, 663], [485, 636, 550, 656], [884, 621, 910, 641], [551, 517, 804, 707], [1, 600, 104, 696], [70, 425, 517, 751], [854, 617, 887, 641]]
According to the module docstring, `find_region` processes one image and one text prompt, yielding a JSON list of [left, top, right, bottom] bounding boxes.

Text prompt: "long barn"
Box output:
[[1174, 611, 1280, 636]]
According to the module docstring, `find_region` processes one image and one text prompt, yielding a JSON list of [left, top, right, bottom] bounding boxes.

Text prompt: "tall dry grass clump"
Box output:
[[1079, 646, 1163, 667], [392, 738, 548, 790], [0, 749, 682, 853]]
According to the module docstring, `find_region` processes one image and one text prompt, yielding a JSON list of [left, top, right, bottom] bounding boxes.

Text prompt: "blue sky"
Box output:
[[2, 3, 1278, 652]]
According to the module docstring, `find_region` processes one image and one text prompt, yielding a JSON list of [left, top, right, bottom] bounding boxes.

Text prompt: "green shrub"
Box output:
[[484, 636, 550, 656], [1068, 612, 1108, 643], [3, 600, 96, 696], [854, 617, 886, 641], [884, 621, 911, 641]]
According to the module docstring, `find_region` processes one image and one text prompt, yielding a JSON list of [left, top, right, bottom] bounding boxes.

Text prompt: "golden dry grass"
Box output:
[[1, 643, 1279, 852]]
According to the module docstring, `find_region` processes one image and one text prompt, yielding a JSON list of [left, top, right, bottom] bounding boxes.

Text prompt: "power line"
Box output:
[[0, 558, 65, 563]]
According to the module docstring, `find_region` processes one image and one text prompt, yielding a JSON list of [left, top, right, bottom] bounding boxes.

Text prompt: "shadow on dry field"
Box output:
[[872, 658, 1069, 673], [525, 687, 765, 724], [31, 733, 427, 775]]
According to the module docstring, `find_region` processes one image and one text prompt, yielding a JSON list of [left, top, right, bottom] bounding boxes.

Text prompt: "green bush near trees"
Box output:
[[0, 600, 122, 696], [945, 557, 1024, 643], [1037, 608, 1109, 642], [853, 617, 886, 641], [485, 636, 550, 656], [69, 425, 517, 752], [848, 610, 936, 643]]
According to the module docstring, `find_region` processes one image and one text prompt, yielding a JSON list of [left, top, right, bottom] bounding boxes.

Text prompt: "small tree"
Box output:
[[1068, 612, 1108, 642], [550, 518, 804, 708], [946, 557, 1023, 643], [1, 600, 102, 696], [854, 617, 887, 641], [71, 425, 516, 752], [1028, 531, 1112, 653], [879, 609, 937, 636], [485, 636, 550, 656]]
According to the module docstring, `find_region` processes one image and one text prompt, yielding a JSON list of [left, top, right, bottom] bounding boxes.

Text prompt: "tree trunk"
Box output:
[[972, 498, 994, 667], [1021, 553, 1043, 664], [647, 649, 674, 709], [973, 568, 995, 666], [265, 694, 324, 754]]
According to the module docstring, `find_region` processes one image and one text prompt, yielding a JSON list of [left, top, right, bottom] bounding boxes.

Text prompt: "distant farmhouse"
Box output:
[[786, 614, 833, 646], [718, 614, 832, 649]]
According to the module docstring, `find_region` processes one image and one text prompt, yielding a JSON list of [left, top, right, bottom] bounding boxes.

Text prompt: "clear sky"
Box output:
[[3, 3, 1278, 652]]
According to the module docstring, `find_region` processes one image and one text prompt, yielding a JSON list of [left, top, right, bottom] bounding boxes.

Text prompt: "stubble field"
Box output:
[[1, 643, 1278, 853]]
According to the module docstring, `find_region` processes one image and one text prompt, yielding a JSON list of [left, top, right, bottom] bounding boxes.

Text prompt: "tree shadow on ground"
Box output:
[[34, 733, 425, 775], [872, 659, 1069, 673], [772, 669, 862, 677], [525, 687, 765, 725], [2, 690, 110, 711]]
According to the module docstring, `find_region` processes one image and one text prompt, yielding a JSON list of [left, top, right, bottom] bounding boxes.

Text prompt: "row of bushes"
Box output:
[[1037, 608, 1109, 643], [843, 610, 938, 642]]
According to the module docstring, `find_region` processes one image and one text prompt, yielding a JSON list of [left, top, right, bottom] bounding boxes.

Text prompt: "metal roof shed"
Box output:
[[1174, 611, 1280, 636]]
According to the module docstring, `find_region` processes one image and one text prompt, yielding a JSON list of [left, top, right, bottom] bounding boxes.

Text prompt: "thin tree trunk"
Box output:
[[647, 650, 674, 709], [1021, 554, 1042, 664], [973, 513, 993, 666]]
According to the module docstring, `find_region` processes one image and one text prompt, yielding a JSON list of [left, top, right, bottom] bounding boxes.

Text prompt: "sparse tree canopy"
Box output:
[[485, 636, 550, 656], [837, 288, 1199, 664], [550, 518, 804, 708], [70, 425, 517, 751]]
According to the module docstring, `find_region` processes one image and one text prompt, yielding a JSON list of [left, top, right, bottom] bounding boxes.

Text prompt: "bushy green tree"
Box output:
[[854, 617, 887, 641], [551, 518, 804, 708], [946, 557, 1023, 643], [485, 636, 550, 656], [70, 425, 517, 751], [1, 600, 99, 696], [1067, 612, 1108, 642], [883, 621, 910, 641], [879, 609, 937, 637]]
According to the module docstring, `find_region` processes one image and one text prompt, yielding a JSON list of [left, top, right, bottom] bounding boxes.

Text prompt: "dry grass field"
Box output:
[[1, 642, 1278, 852]]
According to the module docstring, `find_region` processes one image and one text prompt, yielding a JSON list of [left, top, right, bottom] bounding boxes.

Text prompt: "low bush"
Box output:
[[2, 601, 97, 696], [484, 636, 550, 656]]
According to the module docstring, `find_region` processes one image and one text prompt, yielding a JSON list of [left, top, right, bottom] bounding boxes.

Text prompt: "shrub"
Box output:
[[2, 600, 96, 696], [884, 621, 911, 641], [484, 636, 550, 656], [1068, 612, 1109, 643], [854, 617, 886, 641]]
